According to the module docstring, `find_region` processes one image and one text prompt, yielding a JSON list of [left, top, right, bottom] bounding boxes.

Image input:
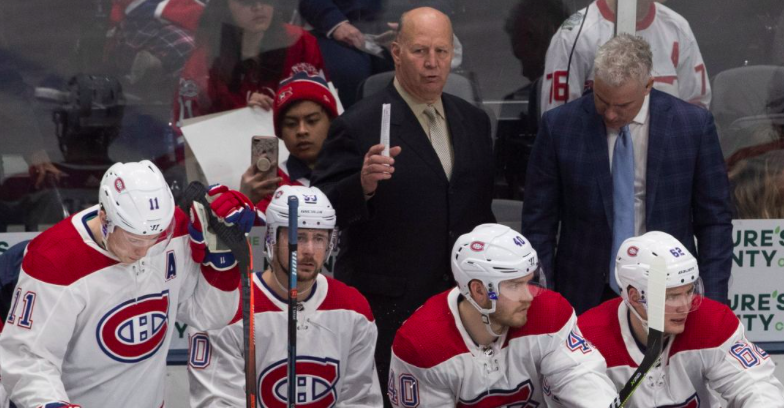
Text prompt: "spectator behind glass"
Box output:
[[730, 149, 784, 220], [174, 0, 326, 126], [108, 0, 205, 97], [541, 0, 711, 114], [239, 72, 338, 222]]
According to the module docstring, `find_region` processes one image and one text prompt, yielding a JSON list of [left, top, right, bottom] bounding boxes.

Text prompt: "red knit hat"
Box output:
[[273, 72, 338, 137]]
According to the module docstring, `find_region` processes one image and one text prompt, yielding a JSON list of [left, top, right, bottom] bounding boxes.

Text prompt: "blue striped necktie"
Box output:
[[610, 125, 634, 293]]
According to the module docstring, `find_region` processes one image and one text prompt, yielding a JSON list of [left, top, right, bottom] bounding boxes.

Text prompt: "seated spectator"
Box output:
[[108, 0, 206, 96], [729, 149, 784, 219], [541, 0, 711, 114], [174, 0, 326, 125], [239, 71, 338, 221]]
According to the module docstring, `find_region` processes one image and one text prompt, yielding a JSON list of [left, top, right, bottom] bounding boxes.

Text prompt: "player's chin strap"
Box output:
[[463, 289, 507, 338], [627, 299, 650, 332]]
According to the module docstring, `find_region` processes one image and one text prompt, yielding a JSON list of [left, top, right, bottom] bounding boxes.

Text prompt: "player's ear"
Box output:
[[628, 286, 643, 306], [468, 280, 490, 306]]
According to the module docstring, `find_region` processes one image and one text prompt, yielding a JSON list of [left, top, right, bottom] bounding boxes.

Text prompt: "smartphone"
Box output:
[[251, 136, 278, 180]]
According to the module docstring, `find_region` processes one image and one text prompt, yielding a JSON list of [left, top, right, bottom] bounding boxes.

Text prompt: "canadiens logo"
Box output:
[[470, 241, 485, 252], [627, 246, 639, 257], [179, 79, 199, 98], [96, 291, 170, 363], [275, 191, 284, 199], [114, 178, 125, 193], [258, 357, 340, 408], [278, 88, 293, 104], [290, 62, 319, 76], [457, 380, 539, 408]]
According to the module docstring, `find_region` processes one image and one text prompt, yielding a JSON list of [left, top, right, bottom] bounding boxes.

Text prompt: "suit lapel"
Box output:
[[387, 85, 449, 183], [645, 90, 673, 222], [583, 97, 614, 228]]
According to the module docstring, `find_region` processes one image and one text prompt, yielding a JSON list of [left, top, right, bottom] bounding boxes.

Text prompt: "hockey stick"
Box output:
[[178, 181, 256, 408], [286, 196, 299, 408], [609, 256, 667, 408]]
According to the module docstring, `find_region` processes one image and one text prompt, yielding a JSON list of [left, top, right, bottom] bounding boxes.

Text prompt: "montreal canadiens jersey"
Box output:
[[0, 205, 240, 408], [578, 297, 784, 407], [111, 0, 206, 32], [389, 288, 617, 408], [541, 0, 711, 114], [188, 272, 382, 407]]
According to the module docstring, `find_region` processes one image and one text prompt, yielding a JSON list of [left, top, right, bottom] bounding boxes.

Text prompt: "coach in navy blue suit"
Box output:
[[522, 34, 732, 315]]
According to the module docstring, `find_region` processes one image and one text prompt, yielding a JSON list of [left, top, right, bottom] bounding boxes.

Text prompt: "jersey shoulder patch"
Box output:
[[507, 289, 573, 342], [578, 298, 637, 368], [392, 290, 468, 369], [22, 217, 118, 286], [670, 297, 740, 356], [319, 276, 374, 322], [560, 9, 586, 31]]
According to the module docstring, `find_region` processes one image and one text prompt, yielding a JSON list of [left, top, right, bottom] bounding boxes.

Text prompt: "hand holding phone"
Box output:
[[240, 136, 281, 203]]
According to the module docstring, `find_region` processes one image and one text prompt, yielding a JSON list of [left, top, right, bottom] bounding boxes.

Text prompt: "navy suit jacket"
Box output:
[[522, 89, 733, 314]]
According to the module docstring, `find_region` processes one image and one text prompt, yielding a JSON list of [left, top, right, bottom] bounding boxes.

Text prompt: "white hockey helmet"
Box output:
[[615, 231, 703, 313], [98, 160, 175, 257], [452, 224, 546, 318], [265, 185, 337, 262]]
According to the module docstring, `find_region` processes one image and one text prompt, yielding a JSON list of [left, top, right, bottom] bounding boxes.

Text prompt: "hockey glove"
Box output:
[[189, 184, 255, 270]]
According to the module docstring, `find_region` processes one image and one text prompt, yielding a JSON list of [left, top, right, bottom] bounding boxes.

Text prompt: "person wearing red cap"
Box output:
[[240, 71, 339, 221]]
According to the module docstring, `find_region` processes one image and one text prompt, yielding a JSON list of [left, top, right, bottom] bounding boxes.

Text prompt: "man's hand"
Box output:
[[247, 92, 273, 111], [28, 149, 66, 189], [239, 164, 281, 204], [361, 144, 402, 198], [189, 185, 255, 270], [333, 22, 365, 49]]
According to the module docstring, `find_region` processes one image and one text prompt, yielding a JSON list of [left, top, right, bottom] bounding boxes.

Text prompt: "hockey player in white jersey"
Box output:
[[0, 161, 255, 408], [388, 224, 617, 407], [188, 185, 382, 407], [541, 0, 710, 113], [579, 231, 784, 407]]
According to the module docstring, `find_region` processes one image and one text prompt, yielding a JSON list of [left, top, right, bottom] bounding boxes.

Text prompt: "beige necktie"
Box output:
[[423, 105, 453, 180]]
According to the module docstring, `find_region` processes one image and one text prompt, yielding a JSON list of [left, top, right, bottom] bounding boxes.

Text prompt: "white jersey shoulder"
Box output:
[[188, 273, 382, 407], [541, 0, 710, 114], [579, 298, 784, 407], [389, 288, 616, 407]]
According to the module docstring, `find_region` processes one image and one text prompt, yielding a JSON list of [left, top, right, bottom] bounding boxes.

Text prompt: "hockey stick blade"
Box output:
[[609, 256, 667, 408], [178, 181, 256, 408]]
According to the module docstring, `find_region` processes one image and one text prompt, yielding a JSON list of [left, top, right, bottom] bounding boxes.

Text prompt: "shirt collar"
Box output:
[[286, 154, 312, 181], [632, 93, 650, 126], [393, 76, 445, 119]]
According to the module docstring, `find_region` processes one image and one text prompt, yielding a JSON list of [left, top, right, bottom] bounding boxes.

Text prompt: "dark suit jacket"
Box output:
[[522, 89, 733, 314], [312, 83, 495, 315]]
